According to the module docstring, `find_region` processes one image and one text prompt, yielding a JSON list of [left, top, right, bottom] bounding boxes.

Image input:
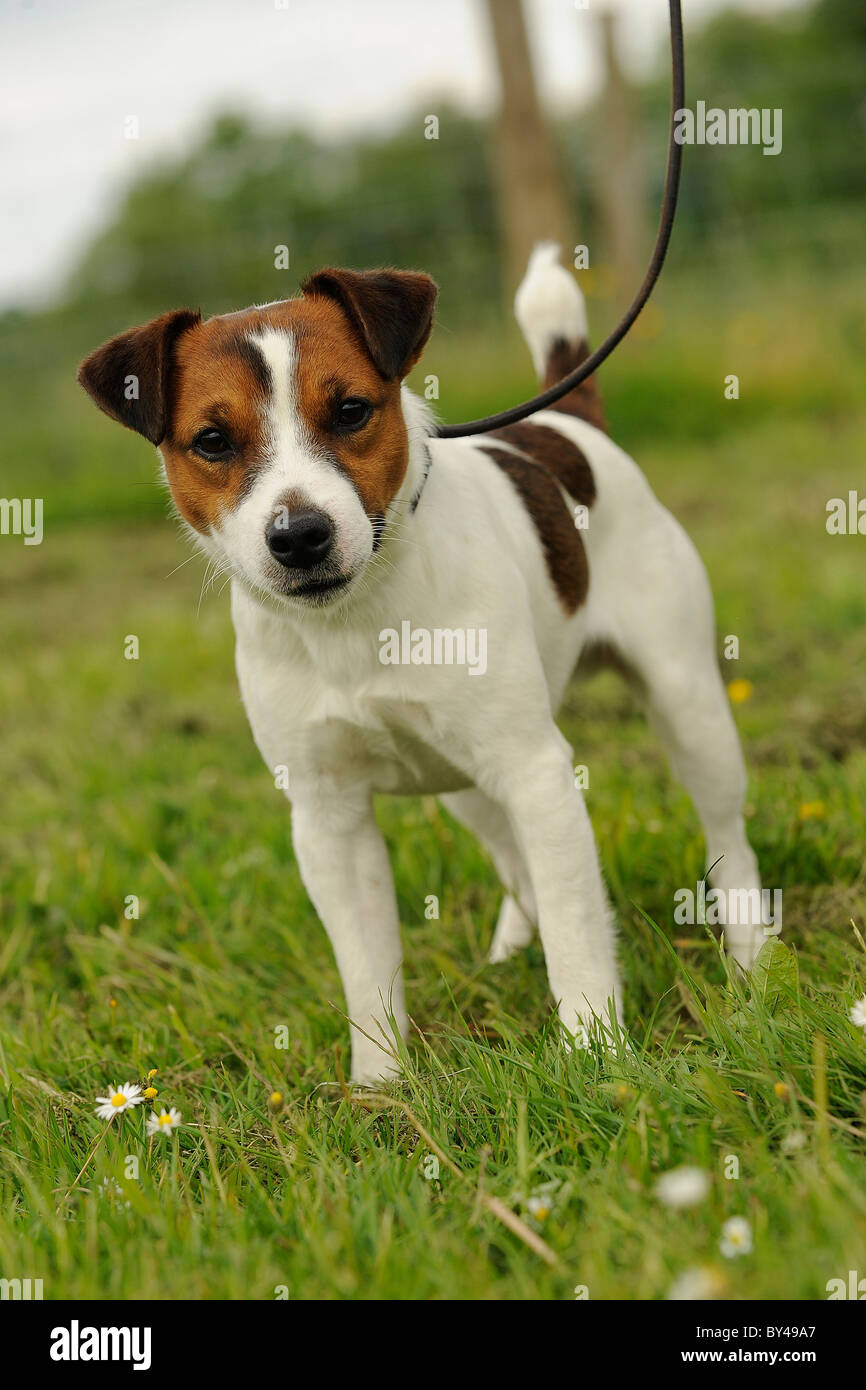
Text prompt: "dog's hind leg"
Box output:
[[475, 725, 621, 1040], [593, 507, 766, 970], [440, 788, 537, 962]]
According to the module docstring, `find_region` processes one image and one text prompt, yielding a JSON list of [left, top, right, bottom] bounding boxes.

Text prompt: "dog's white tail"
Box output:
[[513, 242, 605, 432]]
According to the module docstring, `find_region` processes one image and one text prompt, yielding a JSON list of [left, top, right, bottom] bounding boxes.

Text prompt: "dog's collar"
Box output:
[[409, 443, 433, 513]]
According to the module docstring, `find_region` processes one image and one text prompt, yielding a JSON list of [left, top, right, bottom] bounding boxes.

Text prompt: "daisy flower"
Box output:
[[781, 1130, 807, 1155], [146, 1106, 182, 1138], [719, 1216, 752, 1258], [655, 1165, 710, 1210], [524, 1180, 564, 1227], [527, 1194, 552, 1223], [849, 996, 866, 1030], [94, 1082, 144, 1120]]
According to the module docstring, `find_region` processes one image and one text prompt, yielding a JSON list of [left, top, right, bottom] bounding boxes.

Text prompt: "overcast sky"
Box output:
[[1, 0, 808, 311]]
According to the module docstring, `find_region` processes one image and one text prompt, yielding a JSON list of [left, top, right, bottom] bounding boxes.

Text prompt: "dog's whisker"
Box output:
[[164, 551, 202, 580]]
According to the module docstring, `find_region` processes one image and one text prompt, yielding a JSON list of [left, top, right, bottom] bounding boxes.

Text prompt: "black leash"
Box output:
[[436, 0, 684, 440]]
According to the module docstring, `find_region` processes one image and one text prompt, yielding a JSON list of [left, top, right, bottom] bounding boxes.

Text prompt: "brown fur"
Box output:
[[79, 270, 439, 535], [490, 422, 596, 508], [77, 308, 201, 445], [292, 295, 411, 519], [164, 298, 414, 530], [543, 336, 606, 433], [300, 267, 436, 380], [479, 444, 589, 613], [161, 316, 271, 532]]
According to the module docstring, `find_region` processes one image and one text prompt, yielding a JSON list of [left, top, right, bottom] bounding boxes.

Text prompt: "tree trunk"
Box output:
[[596, 4, 645, 308], [484, 0, 572, 298]]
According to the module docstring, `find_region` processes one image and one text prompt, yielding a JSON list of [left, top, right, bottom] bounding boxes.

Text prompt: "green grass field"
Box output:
[[1, 262, 865, 1300]]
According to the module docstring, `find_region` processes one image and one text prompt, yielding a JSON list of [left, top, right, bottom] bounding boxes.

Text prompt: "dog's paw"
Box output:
[[489, 895, 535, 963], [350, 1046, 403, 1090], [558, 999, 630, 1056], [724, 925, 772, 974]]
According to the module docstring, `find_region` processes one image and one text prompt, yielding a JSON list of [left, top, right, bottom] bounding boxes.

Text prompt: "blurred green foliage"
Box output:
[[1, 1, 865, 1301], [54, 0, 866, 328], [0, 0, 863, 525], [1, 0, 863, 351]]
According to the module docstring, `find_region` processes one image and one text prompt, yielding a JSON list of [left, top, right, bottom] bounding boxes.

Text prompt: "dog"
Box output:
[[78, 243, 764, 1084]]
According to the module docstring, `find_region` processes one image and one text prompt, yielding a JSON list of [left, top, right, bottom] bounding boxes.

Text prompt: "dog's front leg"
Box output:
[[488, 730, 621, 1044], [291, 792, 407, 1086]]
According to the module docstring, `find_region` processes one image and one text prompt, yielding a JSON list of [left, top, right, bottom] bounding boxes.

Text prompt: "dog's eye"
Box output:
[[192, 428, 235, 461], [335, 398, 372, 432]]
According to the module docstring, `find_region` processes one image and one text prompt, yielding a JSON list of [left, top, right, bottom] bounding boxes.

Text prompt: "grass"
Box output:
[[0, 261, 865, 1300]]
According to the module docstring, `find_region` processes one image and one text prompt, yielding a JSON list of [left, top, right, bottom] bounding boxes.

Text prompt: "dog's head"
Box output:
[[78, 268, 438, 606]]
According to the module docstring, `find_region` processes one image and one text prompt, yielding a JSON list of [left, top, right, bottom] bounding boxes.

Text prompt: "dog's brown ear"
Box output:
[[78, 308, 201, 445], [301, 267, 437, 380]]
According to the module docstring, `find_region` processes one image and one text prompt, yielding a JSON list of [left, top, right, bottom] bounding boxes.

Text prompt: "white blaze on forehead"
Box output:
[[207, 325, 373, 589], [247, 326, 363, 508], [248, 327, 309, 476]]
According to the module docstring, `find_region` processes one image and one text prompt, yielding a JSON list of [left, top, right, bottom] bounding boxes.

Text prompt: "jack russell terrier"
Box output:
[[79, 244, 763, 1084]]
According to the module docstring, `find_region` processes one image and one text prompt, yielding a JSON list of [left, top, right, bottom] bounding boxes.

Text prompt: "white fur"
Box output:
[[208, 248, 763, 1085], [514, 241, 588, 376]]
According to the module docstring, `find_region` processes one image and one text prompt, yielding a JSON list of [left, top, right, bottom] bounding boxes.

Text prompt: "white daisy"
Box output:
[[94, 1082, 144, 1120], [527, 1194, 552, 1223], [146, 1106, 182, 1138], [655, 1165, 711, 1210], [781, 1129, 807, 1155], [719, 1216, 753, 1258], [849, 996, 866, 1030]]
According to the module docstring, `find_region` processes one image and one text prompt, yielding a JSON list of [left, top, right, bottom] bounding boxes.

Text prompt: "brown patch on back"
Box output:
[[490, 422, 596, 508], [480, 445, 589, 613], [543, 336, 606, 433]]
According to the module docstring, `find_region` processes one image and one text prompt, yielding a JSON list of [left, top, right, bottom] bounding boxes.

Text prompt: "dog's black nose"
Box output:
[[266, 510, 334, 569]]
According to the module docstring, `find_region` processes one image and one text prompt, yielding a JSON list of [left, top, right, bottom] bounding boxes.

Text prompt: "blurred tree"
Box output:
[[43, 0, 866, 338], [634, 2, 866, 268], [483, 0, 571, 296], [66, 107, 499, 328], [595, 2, 646, 306]]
